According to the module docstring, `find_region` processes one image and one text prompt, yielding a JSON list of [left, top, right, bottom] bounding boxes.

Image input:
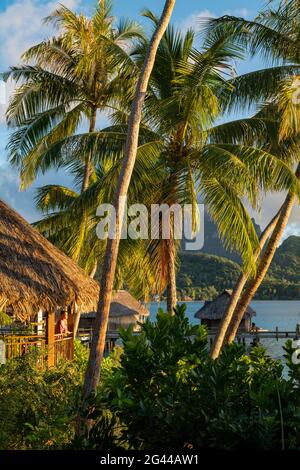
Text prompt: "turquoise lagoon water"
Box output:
[[148, 300, 300, 362]]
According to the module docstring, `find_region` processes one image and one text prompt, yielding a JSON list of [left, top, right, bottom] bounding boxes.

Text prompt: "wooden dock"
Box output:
[[208, 325, 300, 340], [78, 324, 300, 355], [78, 328, 121, 355], [206, 325, 300, 347]]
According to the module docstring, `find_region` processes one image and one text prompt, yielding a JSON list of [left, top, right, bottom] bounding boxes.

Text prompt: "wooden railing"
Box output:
[[2, 335, 47, 368], [1, 333, 74, 367], [54, 334, 73, 366]]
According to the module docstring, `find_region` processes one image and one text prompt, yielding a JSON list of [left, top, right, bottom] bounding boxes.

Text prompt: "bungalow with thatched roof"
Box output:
[[194, 289, 256, 332], [0, 199, 100, 366], [80, 290, 150, 333]]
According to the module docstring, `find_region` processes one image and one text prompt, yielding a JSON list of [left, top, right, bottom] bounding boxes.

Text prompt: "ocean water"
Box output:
[[148, 300, 300, 362]]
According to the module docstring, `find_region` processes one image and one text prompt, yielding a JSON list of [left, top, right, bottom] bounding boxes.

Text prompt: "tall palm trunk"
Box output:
[[89, 261, 98, 279], [73, 109, 97, 337], [73, 109, 97, 264], [80, 0, 176, 412], [210, 208, 282, 359], [225, 164, 300, 344], [166, 236, 177, 314], [81, 109, 97, 193]]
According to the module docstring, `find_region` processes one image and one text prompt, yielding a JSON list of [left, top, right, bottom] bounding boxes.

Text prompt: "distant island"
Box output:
[[177, 212, 300, 301]]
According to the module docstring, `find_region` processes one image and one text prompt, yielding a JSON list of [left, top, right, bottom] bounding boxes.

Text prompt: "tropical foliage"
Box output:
[[203, 0, 300, 356], [6, 1, 300, 299], [2, 0, 300, 448], [2, 307, 300, 450], [78, 305, 300, 450], [5, 0, 144, 271]]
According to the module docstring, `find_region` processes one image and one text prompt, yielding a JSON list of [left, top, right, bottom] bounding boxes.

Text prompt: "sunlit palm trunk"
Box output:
[[73, 109, 97, 337], [210, 209, 281, 359], [89, 261, 98, 279], [166, 236, 177, 314], [81, 108, 97, 193], [224, 164, 300, 344], [79, 0, 176, 427], [73, 108, 97, 264]]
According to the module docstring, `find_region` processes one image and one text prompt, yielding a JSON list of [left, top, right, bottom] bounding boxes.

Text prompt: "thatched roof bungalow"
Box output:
[[0, 199, 100, 321], [195, 289, 256, 332], [0, 199, 104, 366], [0, 200, 150, 364], [80, 290, 150, 332]]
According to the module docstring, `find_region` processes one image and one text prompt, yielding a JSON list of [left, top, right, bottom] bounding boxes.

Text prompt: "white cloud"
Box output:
[[178, 9, 215, 34], [223, 8, 250, 18], [283, 222, 300, 239], [235, 8, 250, 18], [0, 0, 81, 69], [0, 0, 82, 121], [178, 7, 251, 34]]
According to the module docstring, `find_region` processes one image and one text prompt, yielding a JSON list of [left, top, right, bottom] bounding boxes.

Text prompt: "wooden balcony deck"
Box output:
[[0, 333, 74, 367]]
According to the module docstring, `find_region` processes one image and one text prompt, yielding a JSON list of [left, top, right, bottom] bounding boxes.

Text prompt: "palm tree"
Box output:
[[210, 161, 298, 358], [4, 0, 144, 271], [33, 134, 162, 286], [203, 0, 300, 355], [78, 0, 177, 422], [114, 13, 300, 313], [225, 164, 300, 344], [34, 11, 300, 318]]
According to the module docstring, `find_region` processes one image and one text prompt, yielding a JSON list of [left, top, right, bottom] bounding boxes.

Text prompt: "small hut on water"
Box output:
[[195, 289, 256, 332], [80, 290, 149, 333]]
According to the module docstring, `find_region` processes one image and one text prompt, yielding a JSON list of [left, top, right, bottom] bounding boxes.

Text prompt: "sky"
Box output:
[[0, 0, 299, 238]]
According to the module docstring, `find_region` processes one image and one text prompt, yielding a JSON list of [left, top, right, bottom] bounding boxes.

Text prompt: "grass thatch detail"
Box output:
[[195, 290, 256, 320], [0, 199, 100, 321]]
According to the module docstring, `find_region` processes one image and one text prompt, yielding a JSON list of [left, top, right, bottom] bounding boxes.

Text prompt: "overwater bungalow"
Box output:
[[80, 289, 150, 333], [0, 199, 100, 366], [195, 289, 256, 332]]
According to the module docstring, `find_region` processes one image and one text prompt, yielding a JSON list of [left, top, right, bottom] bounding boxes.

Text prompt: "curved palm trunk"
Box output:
[[225, 164, 300, 344], [79, 0, 176, 422], [166, 237, 177, 314], [210, 208, 282, 359]]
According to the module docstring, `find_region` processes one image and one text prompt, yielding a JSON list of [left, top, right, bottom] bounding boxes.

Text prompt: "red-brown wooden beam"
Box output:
[[46, 311, 55, 368]]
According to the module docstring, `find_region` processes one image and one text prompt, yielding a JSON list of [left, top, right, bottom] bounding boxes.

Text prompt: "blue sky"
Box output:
[[0, 0, 299, 237]]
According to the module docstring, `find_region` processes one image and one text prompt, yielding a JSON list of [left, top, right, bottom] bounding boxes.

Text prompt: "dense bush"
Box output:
[[2, 307, 300, 450], [86, 305, 300, 450], [0, 339, 122, 450], [0, 340, 88, 449]]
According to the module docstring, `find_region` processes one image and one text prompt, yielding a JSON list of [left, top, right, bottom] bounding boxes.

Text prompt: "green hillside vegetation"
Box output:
[[177, 236, 300, 300], [177, 253, 241, 300], [270, 236, 300, 283]]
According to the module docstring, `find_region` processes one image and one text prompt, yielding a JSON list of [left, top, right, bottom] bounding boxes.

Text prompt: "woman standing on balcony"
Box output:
[[55, 311, 71, 336]]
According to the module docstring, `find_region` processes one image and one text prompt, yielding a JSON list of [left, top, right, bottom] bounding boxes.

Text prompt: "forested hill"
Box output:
[[178, 235, 300, 301]]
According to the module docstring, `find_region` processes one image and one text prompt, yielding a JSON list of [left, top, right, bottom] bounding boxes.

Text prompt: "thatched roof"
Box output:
[[195, 290, 256, 320], [82, 290, 149, 320], [0, 199, 100, 320]]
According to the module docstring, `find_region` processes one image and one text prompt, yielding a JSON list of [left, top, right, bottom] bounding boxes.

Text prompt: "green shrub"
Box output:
[[0, 342, 85, 450], [3, 309, 300, 450], [86, 305, 300, 450], [0, 338, 123, 450]]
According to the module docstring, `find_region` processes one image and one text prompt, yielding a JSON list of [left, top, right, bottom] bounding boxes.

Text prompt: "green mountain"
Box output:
[[194, 211, 262, 263], [178, 235, 300, 300], [270, 236, 300, 283], [178, 252, 240, 291]]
